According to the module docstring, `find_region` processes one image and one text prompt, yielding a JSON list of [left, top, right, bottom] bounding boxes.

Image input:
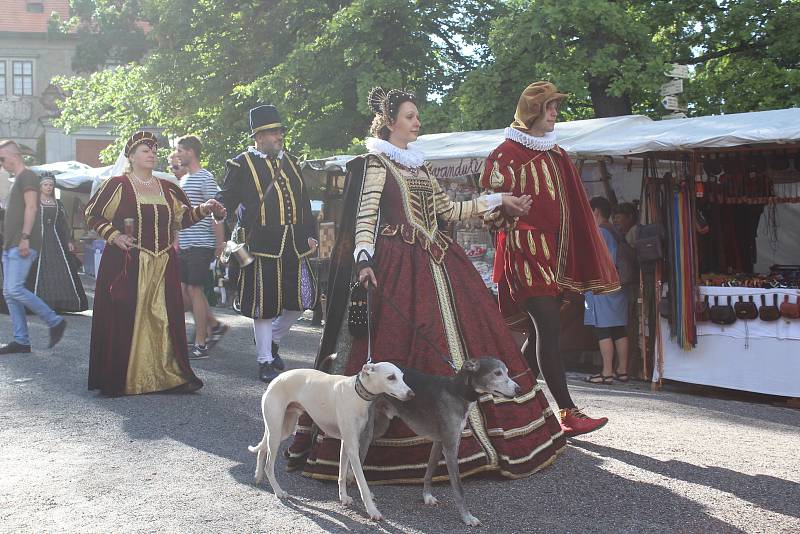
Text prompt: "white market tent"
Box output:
[[308, 107, 800, 177], [306, 106, 800, 397], [30, 149, 177, 194]]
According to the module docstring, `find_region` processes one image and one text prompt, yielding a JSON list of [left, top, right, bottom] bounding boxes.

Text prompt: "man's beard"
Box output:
[[258, 143, 282, 158]]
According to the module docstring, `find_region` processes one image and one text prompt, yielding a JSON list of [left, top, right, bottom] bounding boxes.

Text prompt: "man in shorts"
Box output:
[[176, 135, 228, 359]]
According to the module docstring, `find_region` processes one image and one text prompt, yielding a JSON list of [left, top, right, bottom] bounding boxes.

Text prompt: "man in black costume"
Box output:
[[217, 105, 318, 382]]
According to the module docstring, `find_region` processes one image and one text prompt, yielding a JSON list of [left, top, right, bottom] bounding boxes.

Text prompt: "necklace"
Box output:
[[41, 196, 56, 205], [131, 172, 154, 185]]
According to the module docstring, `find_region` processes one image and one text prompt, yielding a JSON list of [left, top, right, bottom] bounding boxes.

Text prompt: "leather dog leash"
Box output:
[[364, 282, 457, 372]]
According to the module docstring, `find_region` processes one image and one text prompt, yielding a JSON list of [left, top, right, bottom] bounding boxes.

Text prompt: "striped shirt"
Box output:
[[179, 169, 219, 249]]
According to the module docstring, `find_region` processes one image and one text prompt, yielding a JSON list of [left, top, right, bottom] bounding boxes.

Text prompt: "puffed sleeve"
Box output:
[[216, 158, 243, 223], [431, 173, 503, 222], [479, 151, 516, 229], [84, 178, 124, 244], [353, 157, 386, 263]]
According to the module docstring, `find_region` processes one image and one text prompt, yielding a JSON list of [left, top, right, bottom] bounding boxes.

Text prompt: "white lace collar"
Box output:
[[248, 146, 283, 160], [365, 137, 425, 169], [504, 127, 558, 152]]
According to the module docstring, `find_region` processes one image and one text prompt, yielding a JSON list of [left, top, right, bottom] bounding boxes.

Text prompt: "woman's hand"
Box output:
[[203, 199, 227, 220], [307, 237, 318, 254], [113, 233, 136, 251], [358, 266, 377, 288], [501, 194, 533, 217]]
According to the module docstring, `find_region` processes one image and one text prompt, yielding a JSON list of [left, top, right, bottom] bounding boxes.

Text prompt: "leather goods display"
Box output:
[[780, 295, 800, 319], [758, 294, 781, 322], [348, 283, 369, 338], [695, 295, 710, 322], [734, 296, 758, 320], [709, 296, 736, 325]]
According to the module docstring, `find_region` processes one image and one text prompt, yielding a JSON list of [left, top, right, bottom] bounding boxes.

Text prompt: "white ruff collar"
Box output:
[[365, 137, 425, 169], [504, 127, 557, 151], [248, 146, 283, 160]]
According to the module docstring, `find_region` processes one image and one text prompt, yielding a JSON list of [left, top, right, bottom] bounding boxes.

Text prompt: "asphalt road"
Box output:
[[1, 280, 799, 533]]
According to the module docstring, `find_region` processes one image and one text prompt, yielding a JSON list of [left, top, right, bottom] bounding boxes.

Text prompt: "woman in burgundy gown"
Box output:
[[288, 88, 566, 484], [85, 132, 225, 396]]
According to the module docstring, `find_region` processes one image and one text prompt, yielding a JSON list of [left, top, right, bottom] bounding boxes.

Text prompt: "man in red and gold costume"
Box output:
[[481, 81, 620, 437]]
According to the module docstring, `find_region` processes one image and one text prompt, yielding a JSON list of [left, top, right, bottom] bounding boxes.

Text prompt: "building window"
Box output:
[[26, 2, 44, 13], [13, 61, 33, 96], [0, 62, 6, 97]]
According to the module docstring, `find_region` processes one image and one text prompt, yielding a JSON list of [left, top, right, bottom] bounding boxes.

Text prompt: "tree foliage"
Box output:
[[53, 0, 800, 173]]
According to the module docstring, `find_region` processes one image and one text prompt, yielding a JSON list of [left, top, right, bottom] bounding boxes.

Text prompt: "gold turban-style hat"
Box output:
[[509, 81, 567, 134]]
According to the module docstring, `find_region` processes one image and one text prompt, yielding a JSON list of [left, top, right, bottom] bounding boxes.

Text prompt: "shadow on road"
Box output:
[[570, 439, 800, 520], [0, 310, 780, 532]]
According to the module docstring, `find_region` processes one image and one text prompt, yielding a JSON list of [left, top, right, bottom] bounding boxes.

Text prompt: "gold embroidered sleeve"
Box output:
[[431, 177, 503, 222], [353, 160, 386, 262], [84, 179, 123, 244]]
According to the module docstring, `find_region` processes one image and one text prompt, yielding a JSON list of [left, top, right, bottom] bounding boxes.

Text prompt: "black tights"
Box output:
[[521, 295, 576, 410]]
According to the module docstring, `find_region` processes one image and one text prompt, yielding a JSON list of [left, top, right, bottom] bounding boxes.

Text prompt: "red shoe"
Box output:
[[559, 407, 608, 438]]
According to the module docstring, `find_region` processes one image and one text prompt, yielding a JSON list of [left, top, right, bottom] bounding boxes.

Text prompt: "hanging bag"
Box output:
[[780, 295, 800, 319], [734, 295, 758, 320], [299, 260, 317, 310], [709, 296, 736, 325], [758, 294, 781, 322], [634, 223, 664, 263]]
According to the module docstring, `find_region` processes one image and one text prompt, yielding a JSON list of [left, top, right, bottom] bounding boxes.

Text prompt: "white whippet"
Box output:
[[249, 361, 414, 521]]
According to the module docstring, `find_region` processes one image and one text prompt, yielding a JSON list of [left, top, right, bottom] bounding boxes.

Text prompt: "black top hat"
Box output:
[[249, 105, 285, 136]]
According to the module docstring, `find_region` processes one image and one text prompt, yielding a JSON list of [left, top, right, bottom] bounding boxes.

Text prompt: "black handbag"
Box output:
[[634, 223, 663, 263], [709, 296, 736, 325], [734, 296, 758, 320], [348, 283, 369, 338]]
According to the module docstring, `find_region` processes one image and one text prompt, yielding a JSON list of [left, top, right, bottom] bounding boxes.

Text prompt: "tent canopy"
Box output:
[[28, 150, 178, 195], [304, 107, 800, 176]]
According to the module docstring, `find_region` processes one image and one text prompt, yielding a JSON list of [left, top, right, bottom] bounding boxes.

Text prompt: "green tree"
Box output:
[[53, 0, 799, 171], [52, 0, 150, 73], [445, 0, 799, 131], [55, 0, 492, 172], [446, 0, 674, 131], [677, 0, 800, 115]]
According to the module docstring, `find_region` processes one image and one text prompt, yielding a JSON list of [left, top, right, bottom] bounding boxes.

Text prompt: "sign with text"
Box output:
[[666, 64, 690, 79], [661, 96, 680, 111], [660, 79, 684, 96]]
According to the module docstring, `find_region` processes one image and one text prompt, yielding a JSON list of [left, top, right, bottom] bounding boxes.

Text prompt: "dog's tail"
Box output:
[[248, 441, 265, 454]]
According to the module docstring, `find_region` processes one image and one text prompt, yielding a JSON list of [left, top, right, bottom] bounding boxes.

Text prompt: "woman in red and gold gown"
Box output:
[[85, 132, 225, 396], [288, 88, 566, 484]]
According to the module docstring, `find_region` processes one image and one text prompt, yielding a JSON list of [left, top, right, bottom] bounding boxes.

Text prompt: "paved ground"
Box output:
[[1, 280, 799, 533]]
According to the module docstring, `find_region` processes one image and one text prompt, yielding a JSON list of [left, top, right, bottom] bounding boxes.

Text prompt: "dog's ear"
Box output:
[[462, 359, 480, 373], [361, 363, 375, 375]]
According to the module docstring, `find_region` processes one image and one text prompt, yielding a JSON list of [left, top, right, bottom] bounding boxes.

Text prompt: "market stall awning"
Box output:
[[303, 107, 800, 177], [573, 107, 800, 157]]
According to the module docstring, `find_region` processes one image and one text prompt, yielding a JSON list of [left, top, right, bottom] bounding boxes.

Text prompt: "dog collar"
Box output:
[[355, 374, 379, 402]]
